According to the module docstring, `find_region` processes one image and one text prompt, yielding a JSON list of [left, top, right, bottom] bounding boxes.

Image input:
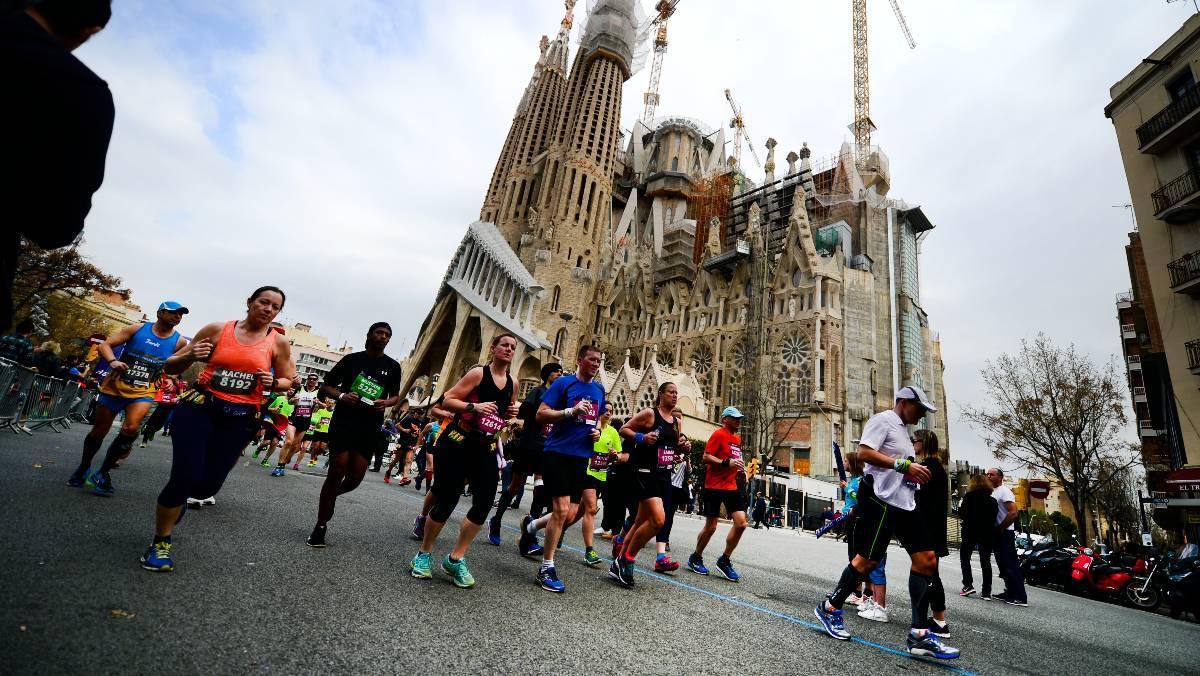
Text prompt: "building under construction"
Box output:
[[400, 0, 949, 480]]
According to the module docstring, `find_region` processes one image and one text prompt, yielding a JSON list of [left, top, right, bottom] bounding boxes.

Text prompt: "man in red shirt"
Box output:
[[687, 406, 748, 581]]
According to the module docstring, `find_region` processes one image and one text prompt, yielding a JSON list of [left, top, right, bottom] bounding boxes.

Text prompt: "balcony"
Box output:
[[1121, 323, 1137, 340], [1137, 84, 1200, 154], [1116, 290, 1134, 309], [1168, 250, 1200, 294], [1188, 338, 1200, 375], [1128, 354, 1143, 371], [1152, 169, 1200, 223], [1133, 386, 1148, 403], [1139, 421, 1160, 437]]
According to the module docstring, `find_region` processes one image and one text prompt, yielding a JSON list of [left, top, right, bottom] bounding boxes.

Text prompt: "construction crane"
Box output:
[[641, 0, 680, 124], [851, 0, 916, 167], [724, 88, 762, 170]]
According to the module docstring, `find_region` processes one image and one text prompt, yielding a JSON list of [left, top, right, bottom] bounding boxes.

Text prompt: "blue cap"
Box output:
[[158, 301, 189, 314], [721, 406, 744, 419]]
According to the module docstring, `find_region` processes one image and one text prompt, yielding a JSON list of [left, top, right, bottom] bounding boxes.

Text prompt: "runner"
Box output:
[[258, 390, 293, 468], [813, 385, 960, 660], [306, 322, 402, 547], [488, 362, 562, 546], [139, 375, 182, 447], [68, 301, 189, 495], [913, 429, 951, 636], [609, 382, 678, 587], [410, 395, 449, 539], [581, 405, 621, 566], [653, 425, 689, 573], [306, 399, 333, 467], [274, 373, 323, 475], [410, 335, 519, 587], [385, 408, 423, 485], [688, 406, 749, 581], [413, 411, 440, 492], [140, 286, 294, 572], [515, 345, 604, 593]]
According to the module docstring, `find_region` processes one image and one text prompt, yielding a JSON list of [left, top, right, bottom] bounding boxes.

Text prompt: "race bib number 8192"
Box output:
[[211, 368, 256, 394]]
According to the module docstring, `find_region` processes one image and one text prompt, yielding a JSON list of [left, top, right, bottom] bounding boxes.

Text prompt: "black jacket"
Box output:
[[962, 488, 999, 543], [0, 10, 114, 329], [915, 458, 949, 557]]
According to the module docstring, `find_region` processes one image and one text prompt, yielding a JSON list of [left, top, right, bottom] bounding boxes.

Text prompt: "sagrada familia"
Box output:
[[399, 0, 949, 479]]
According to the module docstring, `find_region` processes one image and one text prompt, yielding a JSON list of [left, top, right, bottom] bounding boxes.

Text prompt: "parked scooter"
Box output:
[[1165, 544, 1200, 621], [1021, 539, 1080, 589], [1070, 548, 1159, 610]]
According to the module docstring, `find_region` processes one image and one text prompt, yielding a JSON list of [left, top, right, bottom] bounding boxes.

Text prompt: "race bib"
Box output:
[[350, 373, 384, 402], [580, 399, 599, 427], [296, 404, 313, 417], [589, 453, 611, 471], [474, 412, 505, 436], [120, 355, 156, 389], [160, 392, 175, 404], [210, 368, 257, 394], [657, 445, 676, 469], [729, 443, 743, 462]]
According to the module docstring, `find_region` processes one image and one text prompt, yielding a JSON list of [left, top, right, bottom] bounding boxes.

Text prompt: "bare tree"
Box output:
[[961, 334, 1138, 543]]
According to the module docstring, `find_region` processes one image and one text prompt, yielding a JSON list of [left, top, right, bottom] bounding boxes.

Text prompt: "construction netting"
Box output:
[[580, 0, 652, 76], [687, 172, 734, 263]]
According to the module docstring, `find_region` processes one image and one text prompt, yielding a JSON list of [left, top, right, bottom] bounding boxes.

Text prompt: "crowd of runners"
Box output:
[[47, 283, 1011, 661]]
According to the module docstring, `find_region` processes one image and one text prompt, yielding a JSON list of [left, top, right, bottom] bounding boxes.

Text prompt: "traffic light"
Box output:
[[747, 457, 760, 478]]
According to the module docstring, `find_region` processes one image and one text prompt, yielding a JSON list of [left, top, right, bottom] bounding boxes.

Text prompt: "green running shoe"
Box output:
[[584, 548, 602, 567], [442, 555, 476, 588], [410, 551, 432, 579]]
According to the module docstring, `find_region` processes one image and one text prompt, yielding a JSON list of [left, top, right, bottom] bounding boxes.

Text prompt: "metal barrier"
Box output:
[[0, 358, 92, 434], [69, 389, 97, 423]]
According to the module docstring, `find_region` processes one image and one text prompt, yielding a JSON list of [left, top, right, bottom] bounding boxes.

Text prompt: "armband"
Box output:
[[894, 458, 911, 474], [722, 458, 730, 467], [635, 432, 645, 444]]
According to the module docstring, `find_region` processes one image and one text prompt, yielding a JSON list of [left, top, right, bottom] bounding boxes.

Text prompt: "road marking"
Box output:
[[391, 487, 975, 675]]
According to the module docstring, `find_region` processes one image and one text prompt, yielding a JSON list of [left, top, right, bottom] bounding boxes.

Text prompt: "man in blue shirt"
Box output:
[[518, 344, 605, 593]]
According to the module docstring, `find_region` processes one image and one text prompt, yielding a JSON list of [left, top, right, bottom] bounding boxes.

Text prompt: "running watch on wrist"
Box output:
[[466, 402, 475, 412]]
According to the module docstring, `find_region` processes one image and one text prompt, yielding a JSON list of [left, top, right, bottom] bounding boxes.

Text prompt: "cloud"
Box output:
[[73, 1, 1189, 466]]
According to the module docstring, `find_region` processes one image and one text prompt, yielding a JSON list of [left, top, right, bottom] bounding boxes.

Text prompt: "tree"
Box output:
[[44, 293, 118, 355], [961, 334, 1139, 543], [1092, 453, 1143, 546], [11, 242, 126, 322]]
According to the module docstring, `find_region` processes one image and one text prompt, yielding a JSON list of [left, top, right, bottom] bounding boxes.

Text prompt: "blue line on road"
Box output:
[[391, 487, 975, 675]]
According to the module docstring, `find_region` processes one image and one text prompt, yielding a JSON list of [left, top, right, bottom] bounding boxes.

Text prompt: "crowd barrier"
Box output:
[[0, 358, 95, 435]]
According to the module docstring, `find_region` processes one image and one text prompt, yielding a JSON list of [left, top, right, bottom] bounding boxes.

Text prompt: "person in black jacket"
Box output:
[[958, 473, 998, 599], [0, 0, 115, 331], [914, 429, 951, 637]]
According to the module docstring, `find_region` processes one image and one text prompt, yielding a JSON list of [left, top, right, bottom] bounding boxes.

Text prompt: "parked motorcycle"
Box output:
[[1021, 539, 1080, 589], [1165, 544, 1200, 621], [1070, 548, 1159, 610]]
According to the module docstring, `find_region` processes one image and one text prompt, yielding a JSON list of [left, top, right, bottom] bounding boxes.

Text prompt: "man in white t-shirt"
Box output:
[[813, 386, 960, 660], [986, 467, 1028, 606]]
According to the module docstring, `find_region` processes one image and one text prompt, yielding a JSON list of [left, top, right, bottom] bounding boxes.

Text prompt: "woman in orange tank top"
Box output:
[[139, 286, 296, 573]]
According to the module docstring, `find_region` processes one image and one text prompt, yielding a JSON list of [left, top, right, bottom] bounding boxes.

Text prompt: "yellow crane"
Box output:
[[852, 0, 916, 167], [725, 87, 762, 170], [641, 0, 681, 124]]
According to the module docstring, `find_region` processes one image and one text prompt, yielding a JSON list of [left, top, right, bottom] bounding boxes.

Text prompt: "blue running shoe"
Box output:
[[814, 600, 851, 640], [270, 467, 285, 477], [609, 558, 636, 587], [411, 514, 426, 541], [518, 515, 542, 557], [442, 555, 476, 588], [538, 565, 565, 593], [87, 470, 115, 496], [907, 630, 960, 659], [140, 541, 174, 572], [67, 466, 89, 488], [410, 551, 432, 579], [488, 517, 502, 546], [715, 555, 740, 582], [688, 552, 709, 575]]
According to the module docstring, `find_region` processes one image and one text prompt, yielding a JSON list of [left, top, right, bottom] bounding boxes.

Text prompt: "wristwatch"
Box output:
[[466, 402, 475, 412]]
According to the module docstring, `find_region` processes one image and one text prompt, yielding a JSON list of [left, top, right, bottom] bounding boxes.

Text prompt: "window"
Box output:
[[1167, 70, 1197, 101], [551, 286, 561, 312], [552, 328, 568, 357], [671, 156, 679, 171]]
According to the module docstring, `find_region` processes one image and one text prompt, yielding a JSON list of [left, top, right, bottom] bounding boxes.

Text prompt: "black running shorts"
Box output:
[[541, 452, 588, 503], [701, 488, 747, 519], [850, 476, 933, 561], [326, 427, 383, 460], [511, 443, 542, 478], [290, 417, 311, 434]]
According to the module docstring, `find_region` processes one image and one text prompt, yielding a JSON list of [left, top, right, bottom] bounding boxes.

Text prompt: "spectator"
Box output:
[[751, 492, 767, 529], [958, 474, 998, 599], [32, 340, 62, 374], [0, 318, 36, 365], [0, 0, 115, 330]]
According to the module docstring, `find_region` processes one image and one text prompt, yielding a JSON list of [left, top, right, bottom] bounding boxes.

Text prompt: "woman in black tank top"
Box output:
[[610, 382, 681, 585], [411, 334, 520, 588]]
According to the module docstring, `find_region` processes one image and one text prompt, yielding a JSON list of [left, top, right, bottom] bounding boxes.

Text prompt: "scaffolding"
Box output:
[[687, 171, 734, 263]]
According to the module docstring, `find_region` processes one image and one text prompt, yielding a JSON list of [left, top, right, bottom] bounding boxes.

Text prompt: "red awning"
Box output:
[[1165, 467, 1200, 492]]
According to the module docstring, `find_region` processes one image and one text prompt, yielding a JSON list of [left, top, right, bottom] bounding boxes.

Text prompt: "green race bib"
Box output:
[[350, 373, 384, 401]]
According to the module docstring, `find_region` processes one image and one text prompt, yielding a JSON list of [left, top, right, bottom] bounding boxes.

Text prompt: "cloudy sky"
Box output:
[[72, 0, 1190, 467]]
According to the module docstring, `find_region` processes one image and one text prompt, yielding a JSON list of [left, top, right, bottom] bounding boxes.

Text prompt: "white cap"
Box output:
[[895, 385, 937, 412]]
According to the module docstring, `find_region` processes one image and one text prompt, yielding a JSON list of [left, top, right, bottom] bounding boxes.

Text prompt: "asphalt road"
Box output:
[[2, 425, 1197, 675]]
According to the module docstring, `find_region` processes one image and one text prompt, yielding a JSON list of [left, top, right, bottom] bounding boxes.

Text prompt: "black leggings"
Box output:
[[141, 404, 174, 442], [430, 436, 498, 525], [157, 400, 256, 507], [657, 481, 677, 544]]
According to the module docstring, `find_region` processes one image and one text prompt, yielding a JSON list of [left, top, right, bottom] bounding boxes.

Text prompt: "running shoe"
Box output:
[[687, 553, 709, 575], [67, 465, 89, 488], [410, 551, 432, 579], [308, 460, 318, 467], [398, 477, 412, 486], [611, 536, 624, 561], [814, 600, 850, 640], [1002, 596, 1028, 607], [186, 497, 204, 509], [857, 603, 889, 622], [654, 556, 680, 573], [307, 524, 327, 548], [442, 555, 475, 588], [270, 467, 285, 477], [383, 473, 392, 485], [960, 585, 976, 597], [583, 548, 602, 567], [980, 593, 993, 601], [139, 441, 148, 448], [609, 558, 635, 588], [846, 592, 864, 606], [140, 541, 174, 573], [411, 514, 426, 541], [537, 565, 565, 593], [518, 515, 542, 557], [252, 448, 262, 459], [906, 630, 960, 659], [259, 458, 271, 468], [714, 555, 740, 582], [292, 463, 300, 471], [86, 470, 114, 496], [488, 517, 502, 546], [927, 618, 951, 638]]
